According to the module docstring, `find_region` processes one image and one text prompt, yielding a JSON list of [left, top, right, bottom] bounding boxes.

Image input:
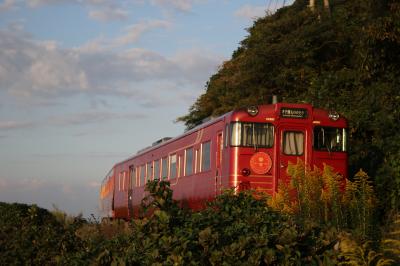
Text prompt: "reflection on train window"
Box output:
[[231, 122, 274, 148], [314, 127, 347, 152], [201, 141, 211, 171], [161, 157, 168, 179], [185, 148, 193, 176], [283, 131, 304, 156], [140, 165, 145, 186], [146, 162, 152, 181], [154, 160, 160, 180], [170, 154, 177, 179]]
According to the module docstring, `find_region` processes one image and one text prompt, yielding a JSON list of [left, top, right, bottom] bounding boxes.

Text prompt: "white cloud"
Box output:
[[27, 0, 71, 8], [114, 20, 171, 46], [234, 4, 266, 19], [0, 120, 34, 130], [89, 6, 129, 22], [47, 111, 147, 126], [78, 19, 172, 51], [0, 0, 17, 11], [150, 0, 193, 12]]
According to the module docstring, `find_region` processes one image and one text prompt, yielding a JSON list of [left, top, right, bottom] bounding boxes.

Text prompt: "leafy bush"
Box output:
[[104, 180, 341, 265], [0, 202, 83, 265], [269, 160, 377, 239]]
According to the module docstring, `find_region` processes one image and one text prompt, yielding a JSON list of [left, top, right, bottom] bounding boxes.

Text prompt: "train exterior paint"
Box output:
[[100, 103, 348, 219]]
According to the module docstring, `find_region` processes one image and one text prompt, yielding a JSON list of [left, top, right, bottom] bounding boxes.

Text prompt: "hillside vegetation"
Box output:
[[178, 0, 400, 215]]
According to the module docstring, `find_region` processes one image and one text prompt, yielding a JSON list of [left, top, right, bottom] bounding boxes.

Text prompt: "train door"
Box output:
[[215, 131, 223, 196], [277, 125, 307, 186], [128, 165, 135, 218]]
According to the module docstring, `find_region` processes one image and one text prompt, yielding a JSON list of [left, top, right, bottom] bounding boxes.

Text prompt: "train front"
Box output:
[[226, 103, 348, 195]]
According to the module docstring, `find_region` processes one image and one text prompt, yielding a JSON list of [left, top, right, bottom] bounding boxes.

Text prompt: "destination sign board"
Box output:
[[280, 108, 308, 119]]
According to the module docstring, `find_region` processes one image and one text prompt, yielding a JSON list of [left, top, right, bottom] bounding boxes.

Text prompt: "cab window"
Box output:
[[314, 127, 347, 152]]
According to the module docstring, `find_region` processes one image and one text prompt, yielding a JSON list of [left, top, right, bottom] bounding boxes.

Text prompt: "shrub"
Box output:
[[0, 202, 82, 265], [117, 181, 342, 265], [269, 161, 377, 238]]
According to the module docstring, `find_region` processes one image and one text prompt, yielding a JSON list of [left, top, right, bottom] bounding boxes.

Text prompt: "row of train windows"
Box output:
[[117, 141, 211, 191]]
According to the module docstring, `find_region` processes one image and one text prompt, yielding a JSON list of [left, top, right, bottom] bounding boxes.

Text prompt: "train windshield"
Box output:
[[230, 122, 274, 148], [314, 127, 347, 152]]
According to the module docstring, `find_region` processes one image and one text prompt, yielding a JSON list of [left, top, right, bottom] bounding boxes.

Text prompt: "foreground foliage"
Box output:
[[1, 175, 399, 265], [269, 161, 376, 239], [0, 202, 84, 265]]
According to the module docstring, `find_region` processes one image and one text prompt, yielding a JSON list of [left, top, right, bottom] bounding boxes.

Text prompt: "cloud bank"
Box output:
[[0, 24, 222, 106]]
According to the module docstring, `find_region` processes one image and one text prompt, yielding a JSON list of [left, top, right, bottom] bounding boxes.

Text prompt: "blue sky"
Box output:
[[0, 0, 293, 217]]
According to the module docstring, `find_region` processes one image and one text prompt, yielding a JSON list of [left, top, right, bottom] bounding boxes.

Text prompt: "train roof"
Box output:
[[115, 111, 231, 166]]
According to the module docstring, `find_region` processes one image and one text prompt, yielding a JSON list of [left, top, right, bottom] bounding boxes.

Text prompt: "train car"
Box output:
[[100, 102, 348, 219]]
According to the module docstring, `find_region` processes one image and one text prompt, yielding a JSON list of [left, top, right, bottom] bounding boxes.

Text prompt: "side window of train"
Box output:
[[201, 141, 211, 171], [185, 148, 193, 176], [283, 131, 304, 156], [140, 165, 146, 186], [170, 154, 177, 179], [146, 162, 152, 182], [154, 160, 160, 180], [161, 157, 168, 179], [129, 166, 135, 189], [136, 166, 140, 186]]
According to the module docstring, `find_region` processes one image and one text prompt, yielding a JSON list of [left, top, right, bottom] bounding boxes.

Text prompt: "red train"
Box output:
[[100, 102, 348, 219]]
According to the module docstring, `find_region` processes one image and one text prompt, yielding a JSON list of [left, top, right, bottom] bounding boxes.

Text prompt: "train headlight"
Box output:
[[328, 111, 340, 121], [247, 106, 259, 116], [241, 168, 251, 176]]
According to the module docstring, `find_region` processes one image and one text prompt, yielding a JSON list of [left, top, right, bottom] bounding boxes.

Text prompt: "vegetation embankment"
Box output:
[[1, 166, 400, 265]]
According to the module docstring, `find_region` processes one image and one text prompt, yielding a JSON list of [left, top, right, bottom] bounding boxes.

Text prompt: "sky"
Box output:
[[0, 0, 293, 218]]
